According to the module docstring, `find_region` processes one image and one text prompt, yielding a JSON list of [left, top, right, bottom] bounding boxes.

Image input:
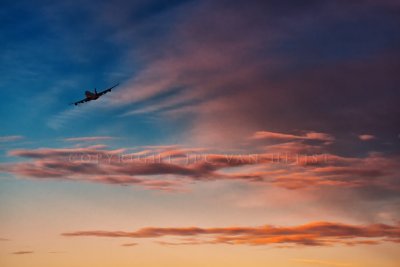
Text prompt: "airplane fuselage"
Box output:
[[85, 91, 99, 100]]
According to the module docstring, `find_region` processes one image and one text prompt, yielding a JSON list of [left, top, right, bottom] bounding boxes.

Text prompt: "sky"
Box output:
[[0, 0, 400, 266]]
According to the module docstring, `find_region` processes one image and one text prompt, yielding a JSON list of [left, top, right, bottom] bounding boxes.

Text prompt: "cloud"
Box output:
[[61, 221, 400, 247], [8, 145, 124, 159], [269, 153, 400, 191], [95, 0, 399, 150], [63, 136, 116, 142], [12, 251, 34, 255], [46, 103, 98, 130], [263, 141, 325, 154], [1, 145, 207, 191], [1, 129, 399, 226], [251, 131, 334, 142], [1, 142, 400, 196], [0, 135, 24, 142], [358, 134, 376, 141], [121, 243, 138, 247]]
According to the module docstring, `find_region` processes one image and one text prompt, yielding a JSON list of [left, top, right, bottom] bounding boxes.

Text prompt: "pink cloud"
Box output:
[[8, 145, 124, 159], [358, 134, 376, 141], [83, 0, 399, 152], [251, 131, 334, 142], [1, 143, 399, 194], [263, 141, 325, 154]]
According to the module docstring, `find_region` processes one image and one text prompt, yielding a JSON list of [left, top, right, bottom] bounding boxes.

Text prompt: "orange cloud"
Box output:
[[61, 221, 400, 247]]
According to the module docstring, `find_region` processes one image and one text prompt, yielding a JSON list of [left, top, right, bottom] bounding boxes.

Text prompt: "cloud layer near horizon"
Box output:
[[62, 221, 400, 247]]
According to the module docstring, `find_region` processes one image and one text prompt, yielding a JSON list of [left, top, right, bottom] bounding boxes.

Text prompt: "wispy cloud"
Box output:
[[251, 131, 334, 142], [12, 251, 34, 255], [0, 135, 24, 142], [8, 145, 123, 159], [121, 243, 138, 247], [61, 221, 400, 247], [46, 103, 98, 130], [97, 0, 400, 150]]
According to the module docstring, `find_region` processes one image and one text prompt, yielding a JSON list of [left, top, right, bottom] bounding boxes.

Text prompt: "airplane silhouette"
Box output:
[[71, 83, 119, 106]]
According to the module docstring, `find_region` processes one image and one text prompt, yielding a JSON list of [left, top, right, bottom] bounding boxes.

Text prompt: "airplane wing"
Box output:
[[97, 83, 119, 97], [71, 97, 90, 106]]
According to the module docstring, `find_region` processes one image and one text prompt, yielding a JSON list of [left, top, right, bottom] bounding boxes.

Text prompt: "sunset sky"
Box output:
[[1, 0, 399, 266]]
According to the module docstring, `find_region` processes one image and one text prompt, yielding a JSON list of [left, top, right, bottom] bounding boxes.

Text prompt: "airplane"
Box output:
[[71, 83, 119, 106]]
